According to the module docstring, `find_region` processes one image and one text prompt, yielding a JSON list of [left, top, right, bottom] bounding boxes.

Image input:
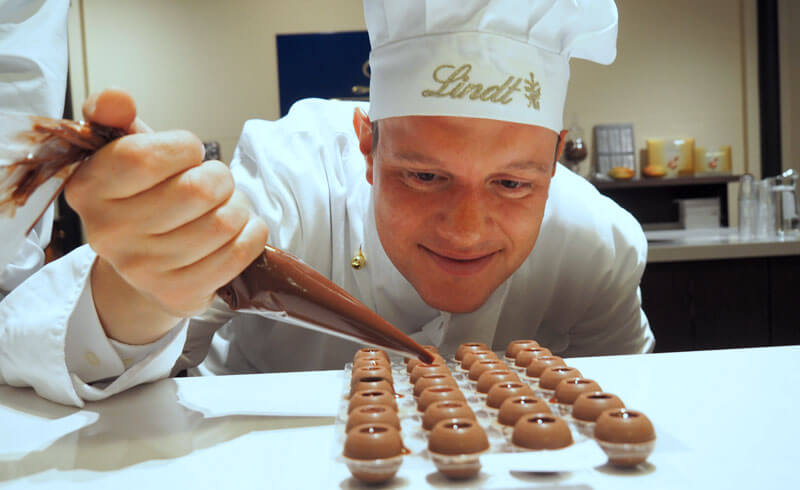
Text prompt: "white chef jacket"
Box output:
[[0, 0, 68, 293], [0, 98, 654, 407]]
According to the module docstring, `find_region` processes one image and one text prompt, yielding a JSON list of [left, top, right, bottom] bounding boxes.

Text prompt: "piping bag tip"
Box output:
[[217, 245, 436, 363]]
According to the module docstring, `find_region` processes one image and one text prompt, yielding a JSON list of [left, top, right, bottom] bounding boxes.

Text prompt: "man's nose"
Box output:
[[436, 191, 489, 247]]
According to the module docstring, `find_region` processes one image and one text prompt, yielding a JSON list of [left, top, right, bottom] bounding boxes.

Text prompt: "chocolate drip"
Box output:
[[0, 117, 125, 212], [218, 245, 435, 363]]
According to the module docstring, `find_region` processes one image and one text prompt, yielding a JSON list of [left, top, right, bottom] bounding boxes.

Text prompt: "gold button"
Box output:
[[351, 246, 366, 270], [85, 351, 100, 366]]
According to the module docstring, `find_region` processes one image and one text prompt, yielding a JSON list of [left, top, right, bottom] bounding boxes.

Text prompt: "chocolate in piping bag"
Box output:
[[217, 245, 435, 362], [1, 114, 434, 363]]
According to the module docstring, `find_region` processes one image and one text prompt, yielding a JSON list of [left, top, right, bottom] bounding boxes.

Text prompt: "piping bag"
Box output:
[[0, 113, 434, 363]]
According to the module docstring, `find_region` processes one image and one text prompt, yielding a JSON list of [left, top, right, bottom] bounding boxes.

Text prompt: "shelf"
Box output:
[[591, 175, 740, 190]]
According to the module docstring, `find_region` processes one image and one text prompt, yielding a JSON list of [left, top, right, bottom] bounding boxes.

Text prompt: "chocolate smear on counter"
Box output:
[[217, 245, 435, 363], [0, 117, 126, 217]]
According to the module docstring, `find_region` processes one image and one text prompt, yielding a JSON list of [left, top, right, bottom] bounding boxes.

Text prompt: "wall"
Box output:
[[68, 0, 761, 188], [779, 0, 799, 173]]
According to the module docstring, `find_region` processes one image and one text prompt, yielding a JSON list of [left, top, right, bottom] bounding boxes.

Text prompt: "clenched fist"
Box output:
[[65, 89, 269, 344]]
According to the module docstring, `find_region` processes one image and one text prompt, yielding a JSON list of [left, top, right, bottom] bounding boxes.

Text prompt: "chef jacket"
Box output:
[[0, 98, 654, 407], [0, 0, 68, 295]]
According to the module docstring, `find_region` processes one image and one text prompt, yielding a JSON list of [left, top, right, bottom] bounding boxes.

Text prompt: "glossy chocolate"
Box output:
[[554, 378, 602, 405], [514, 347, 552, 368], [346, 405, 401, 432], [217, 245, 435, 363], [486, 381, 536, 409], [422, 401, 475, 431], [428, 418, 490, 455], [497, 395, 551, 427], [525, 355, 566, 378], [504, 339, 540, 359], [413, 374, 457, 398], [455, 342, 489, 361], [512, 414, 573, 450], [417, 386, 466, 412], [476, 369, 520, 394], [572, 392, 625, 422]]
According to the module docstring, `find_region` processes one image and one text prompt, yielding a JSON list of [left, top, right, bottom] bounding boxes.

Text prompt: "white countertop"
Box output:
[[646, 227, 800, 262], [2, 346, 799, 489]]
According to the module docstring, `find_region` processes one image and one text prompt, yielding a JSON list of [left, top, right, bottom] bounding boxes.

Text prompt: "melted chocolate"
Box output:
[[217, 245, 435, 363], [1, 117, 125, 212]]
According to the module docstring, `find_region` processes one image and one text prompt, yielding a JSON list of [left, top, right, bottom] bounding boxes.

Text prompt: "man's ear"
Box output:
[[353, 108, 374, 185], [553, 129, 568, 176]]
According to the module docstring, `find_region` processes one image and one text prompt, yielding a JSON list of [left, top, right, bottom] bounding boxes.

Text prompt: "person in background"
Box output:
[[0, 0, 654, 408], [0, 0, 68, 298]]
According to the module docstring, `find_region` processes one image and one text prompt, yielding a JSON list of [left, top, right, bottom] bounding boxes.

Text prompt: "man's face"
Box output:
[[359, 114, 561, 314]]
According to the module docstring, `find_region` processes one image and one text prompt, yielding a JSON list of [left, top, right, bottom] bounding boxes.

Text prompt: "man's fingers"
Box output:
[[68, 129, 205, 201], [83, 88, 138, 129], [157, 216, 269, 309], [106, 160, 235, 236]]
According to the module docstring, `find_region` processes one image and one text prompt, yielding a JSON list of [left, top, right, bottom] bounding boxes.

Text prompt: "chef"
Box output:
[[0, 0, 654, 407], [0, 0, 67, 294]]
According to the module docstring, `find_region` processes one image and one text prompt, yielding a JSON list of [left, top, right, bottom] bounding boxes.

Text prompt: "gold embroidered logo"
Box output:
[[421, 64, 540, 110], [524, 72, 541, 110]]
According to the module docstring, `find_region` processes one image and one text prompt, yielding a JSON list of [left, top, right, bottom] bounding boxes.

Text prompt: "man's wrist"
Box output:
[[90, 257, 183, 345]]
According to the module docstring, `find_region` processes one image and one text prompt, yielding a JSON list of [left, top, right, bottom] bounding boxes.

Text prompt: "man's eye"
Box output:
[[412, 172, 437, 182], [499, 179, 522, 189]]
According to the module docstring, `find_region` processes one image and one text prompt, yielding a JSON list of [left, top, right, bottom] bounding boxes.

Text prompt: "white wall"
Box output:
[[68, 0, 760, 182]]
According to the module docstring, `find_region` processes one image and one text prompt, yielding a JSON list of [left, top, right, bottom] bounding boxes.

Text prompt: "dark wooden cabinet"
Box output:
[[641, 255, 799, 353]]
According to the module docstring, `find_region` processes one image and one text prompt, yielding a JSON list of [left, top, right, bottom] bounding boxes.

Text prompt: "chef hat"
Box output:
[[365, 0, 618, 132]]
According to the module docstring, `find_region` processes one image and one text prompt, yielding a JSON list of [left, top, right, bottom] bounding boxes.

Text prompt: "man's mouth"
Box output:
[[419, 245, 498, 276]]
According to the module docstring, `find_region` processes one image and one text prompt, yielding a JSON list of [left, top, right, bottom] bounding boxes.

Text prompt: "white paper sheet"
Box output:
[[175, 370, 343, 417]]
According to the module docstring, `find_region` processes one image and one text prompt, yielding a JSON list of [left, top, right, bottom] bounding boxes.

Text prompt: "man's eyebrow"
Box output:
[[501, 160, 551, 173], [388, 150, 447, 167]]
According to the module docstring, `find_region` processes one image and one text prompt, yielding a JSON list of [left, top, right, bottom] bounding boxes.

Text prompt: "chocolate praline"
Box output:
[[468, 360, 506, 381], [505, 339, 540, 359], [554, 378, 602, 405], [343, 423, 404, 483], [346, 405, 401, 432], [410, 362, 450, 384], [476, 369, 520, 394], [538, 366, 582, 391], [351, 365, 393, 386], [572, 392, 625, 422], [350, 377, 394, 397], [497, 395, 551, 427], [525, 355, 566, 378], [460, 350, 497, 370], [455, 342, 489, 362], [512, 414, 573, 450], [486, 381, 536, 409], [418, 386, 466, 412], [354, 348, 390, 363], [348, 389, 398, 413], [514, 347, 553, 368], [413, 373, 457, 398], [594, 408, 656, 467], [428, 418, 490, 479], [422, 401, 475, 431]]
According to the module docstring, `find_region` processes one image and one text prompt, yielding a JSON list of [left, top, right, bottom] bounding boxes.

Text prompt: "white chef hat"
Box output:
[[365, 0, 618, 132]]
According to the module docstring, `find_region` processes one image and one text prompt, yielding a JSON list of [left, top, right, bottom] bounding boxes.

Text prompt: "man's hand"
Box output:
[[65, 89, 268, 344]]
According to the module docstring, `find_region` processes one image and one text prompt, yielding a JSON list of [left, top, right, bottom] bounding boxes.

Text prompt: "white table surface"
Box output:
[[1, 346, 799, 489]]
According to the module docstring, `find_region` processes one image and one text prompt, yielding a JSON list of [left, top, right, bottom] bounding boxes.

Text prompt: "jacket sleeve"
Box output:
[[0, 245, 189, 407]]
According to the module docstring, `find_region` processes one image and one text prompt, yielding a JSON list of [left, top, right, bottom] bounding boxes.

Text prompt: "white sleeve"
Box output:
[[0, 245, 188, 407], [0, 0, 68, 285]]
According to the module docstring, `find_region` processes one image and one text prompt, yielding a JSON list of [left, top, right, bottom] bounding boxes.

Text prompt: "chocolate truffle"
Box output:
[[554, 378, 602, 405], [353, 358, 391, 371], [428, 418, 490, 479], [350, 378, 394, 397], [512, 414, 573, 450], [405, 346, 439, 365], [525, 355, 566, 379], [354, 348, 390, 363], [476, 369, 520, 394], [343, 423, 404, 483], [455, 342, 490, 362], [348, 389, 398, 413], [413, 374, 458, 398], [467, 359, 506, 381], [497, 395, 551, 427], [594, 409, 656, 467], [504, 339, 540, 359], [346, 405, 401, 432], [572, 392, 625, 423], [460, 350, 497, 370], [514, 347, 553, 368], [538, 366, 582, 392], [486, 381, 536, 409], [418, 386, 466, 412], [410, 362, 450, 384], [422, 401, 476, 431], [351, 365, 393, 386]]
